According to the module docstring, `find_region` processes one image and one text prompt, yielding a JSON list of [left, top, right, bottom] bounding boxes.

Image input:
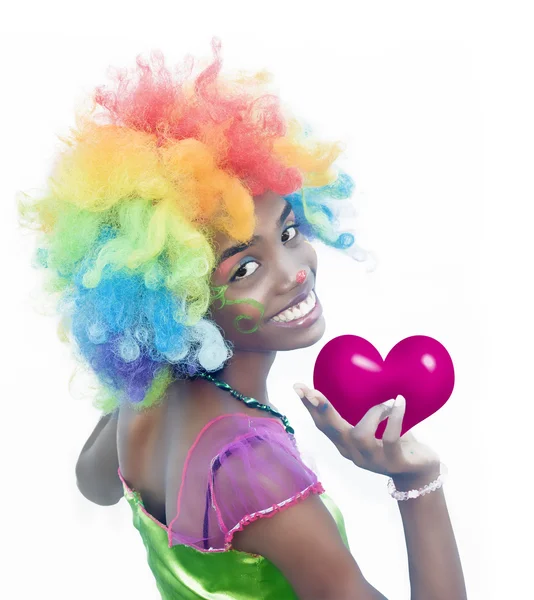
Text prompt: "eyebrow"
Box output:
[[216, 200, 294, 266]]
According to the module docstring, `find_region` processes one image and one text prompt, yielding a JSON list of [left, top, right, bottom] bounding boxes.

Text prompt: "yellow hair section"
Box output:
[[52, 120, 171, 212], [159, 138, 256, 242], [17, 43, 358, 414], [273, 119, 342, 187]]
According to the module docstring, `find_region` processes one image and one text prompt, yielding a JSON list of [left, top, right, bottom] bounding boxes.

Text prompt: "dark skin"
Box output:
[[76, 191, 466, 599], [76, 191, 324, 501], [207, 190, 326, 404]]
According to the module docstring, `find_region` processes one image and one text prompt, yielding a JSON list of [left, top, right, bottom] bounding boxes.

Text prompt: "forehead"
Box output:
[[212, 191, 288, 252]]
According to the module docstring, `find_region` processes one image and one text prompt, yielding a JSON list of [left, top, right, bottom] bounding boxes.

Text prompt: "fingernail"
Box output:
[[294, 384, 320, 407], [293, 385, 304, 398], [396, 395, 406, 407], [293, 385, 319, 406]]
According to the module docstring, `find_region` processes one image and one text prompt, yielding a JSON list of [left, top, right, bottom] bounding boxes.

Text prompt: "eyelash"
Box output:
[[230, 222, 301, 282]]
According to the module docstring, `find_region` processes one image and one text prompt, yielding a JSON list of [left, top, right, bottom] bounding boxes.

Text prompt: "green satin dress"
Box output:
[[120, 476, 350, 599]]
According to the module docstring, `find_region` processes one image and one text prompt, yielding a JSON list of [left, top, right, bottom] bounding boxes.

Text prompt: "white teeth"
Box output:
[[272, 290, 316, 322]]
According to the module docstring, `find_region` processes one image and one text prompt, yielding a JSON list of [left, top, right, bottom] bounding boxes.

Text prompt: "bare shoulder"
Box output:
[[231, 492, 388, 600], [162, 383, 387, 598]]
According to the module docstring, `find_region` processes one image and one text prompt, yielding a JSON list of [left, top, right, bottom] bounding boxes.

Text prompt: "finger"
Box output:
[[354, 399, 395, 438], [348, 404, 393, 459], [293, 383, 353, 445], [293, 383, 320, 407], [293, 383, 330, 416], [382, 395, 406, 448]]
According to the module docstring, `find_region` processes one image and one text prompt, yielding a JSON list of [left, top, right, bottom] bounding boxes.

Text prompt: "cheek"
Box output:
[[213, 260, 236, 283], [210, 290, 267, 336]]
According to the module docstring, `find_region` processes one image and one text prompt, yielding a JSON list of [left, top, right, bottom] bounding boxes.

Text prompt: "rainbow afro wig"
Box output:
[[17, 38, 368, 414]]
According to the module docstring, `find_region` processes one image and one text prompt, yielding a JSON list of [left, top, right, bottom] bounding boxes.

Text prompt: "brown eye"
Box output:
[[282, 225, 298, 243]]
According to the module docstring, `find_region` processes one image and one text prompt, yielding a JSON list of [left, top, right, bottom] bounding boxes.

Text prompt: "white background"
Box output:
[[1, 1, 532, 598]]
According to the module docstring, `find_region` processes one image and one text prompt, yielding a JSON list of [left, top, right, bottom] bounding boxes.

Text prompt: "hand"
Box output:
[[293, 383, 441, 482]]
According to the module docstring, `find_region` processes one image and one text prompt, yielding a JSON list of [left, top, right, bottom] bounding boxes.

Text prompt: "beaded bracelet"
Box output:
[[387, 463, 448, 501]]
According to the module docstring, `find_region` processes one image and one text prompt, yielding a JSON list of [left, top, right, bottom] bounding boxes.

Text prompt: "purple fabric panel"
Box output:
[[212, 428, 319, 534], [168, 415, 321, 552]]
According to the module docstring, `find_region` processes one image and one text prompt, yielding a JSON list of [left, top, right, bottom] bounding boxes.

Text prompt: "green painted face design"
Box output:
[[210, 285, 265, 334]]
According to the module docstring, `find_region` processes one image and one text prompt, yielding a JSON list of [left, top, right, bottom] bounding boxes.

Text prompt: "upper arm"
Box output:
[[75, 412, 122, 506], [231, 492, 387, 600], [76, 450, 123, 506], [210, 425, 387, 599], [166, 417, 388, 598]]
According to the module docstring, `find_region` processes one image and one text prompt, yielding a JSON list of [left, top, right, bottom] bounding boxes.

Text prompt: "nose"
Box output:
[[296, 270, 307, 284], [277, 260, 309, 295]]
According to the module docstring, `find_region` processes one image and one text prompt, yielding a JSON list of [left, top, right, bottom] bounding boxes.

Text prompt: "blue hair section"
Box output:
[[285, 172, 356, 250], [58, 172, 360, 412], [62, 226, 231, 408]]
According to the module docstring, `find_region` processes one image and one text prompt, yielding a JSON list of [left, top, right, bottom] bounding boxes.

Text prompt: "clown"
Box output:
[[18, 39, 466, 600]]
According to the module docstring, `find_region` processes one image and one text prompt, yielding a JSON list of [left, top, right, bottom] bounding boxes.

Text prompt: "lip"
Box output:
[[268, 290, 323, 328], [270, 287, 313, 320]]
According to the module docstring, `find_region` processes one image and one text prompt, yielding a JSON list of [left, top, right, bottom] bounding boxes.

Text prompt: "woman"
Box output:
[[20, 40, 466, 599]]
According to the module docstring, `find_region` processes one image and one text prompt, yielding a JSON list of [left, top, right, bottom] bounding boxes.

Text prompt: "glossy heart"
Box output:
[[313, 335, 454, 438]]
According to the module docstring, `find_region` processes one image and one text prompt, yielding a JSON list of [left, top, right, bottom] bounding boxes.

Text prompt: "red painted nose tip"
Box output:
[[296, 270, 307, 284]]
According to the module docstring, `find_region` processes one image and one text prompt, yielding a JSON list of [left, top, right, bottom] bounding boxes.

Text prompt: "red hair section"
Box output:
[[94, 38, 303, 197]]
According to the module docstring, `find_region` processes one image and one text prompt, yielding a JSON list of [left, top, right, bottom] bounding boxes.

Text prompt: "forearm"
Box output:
[[393, 470, 467, 600], [76, 411, 122, 505]]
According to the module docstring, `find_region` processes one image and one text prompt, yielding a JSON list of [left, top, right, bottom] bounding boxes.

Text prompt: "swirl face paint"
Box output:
[[210, 285, 265, 334]]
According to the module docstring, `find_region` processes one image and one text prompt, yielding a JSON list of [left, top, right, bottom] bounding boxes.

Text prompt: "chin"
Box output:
[[279, 315, 326, 351]]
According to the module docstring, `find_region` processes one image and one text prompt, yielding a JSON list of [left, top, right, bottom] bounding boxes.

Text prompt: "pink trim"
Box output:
[[117, 467, 170, 531], [119, 461, 325, 553], [211, 429, 299, 532], [166, 413, 282, 547], [223, 481, 326, 551], [117, 413, 303, 551]]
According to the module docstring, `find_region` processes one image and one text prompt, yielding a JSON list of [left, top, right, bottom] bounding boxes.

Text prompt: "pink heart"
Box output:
[[313, 335, 454, 438]]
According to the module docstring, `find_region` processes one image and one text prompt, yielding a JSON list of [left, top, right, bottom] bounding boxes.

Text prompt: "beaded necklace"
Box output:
[[198, 372, 295, 435]]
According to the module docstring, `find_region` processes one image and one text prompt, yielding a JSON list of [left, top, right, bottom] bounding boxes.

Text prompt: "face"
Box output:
[[209, 191, 326, 352]]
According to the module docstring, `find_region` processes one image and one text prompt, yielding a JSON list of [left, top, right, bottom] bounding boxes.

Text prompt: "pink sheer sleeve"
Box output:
[[167, 414, 325, 552]]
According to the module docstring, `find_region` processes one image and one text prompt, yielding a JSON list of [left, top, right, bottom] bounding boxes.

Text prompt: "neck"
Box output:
[[215, 349, 277, 405]]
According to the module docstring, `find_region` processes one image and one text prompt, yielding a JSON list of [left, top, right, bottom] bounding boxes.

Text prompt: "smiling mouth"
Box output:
[[270, 289, 317, 323]]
